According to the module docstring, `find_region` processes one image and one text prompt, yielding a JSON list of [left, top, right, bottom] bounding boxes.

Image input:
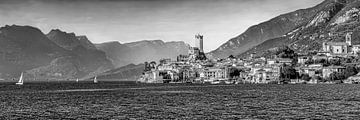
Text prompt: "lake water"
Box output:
[[1, 82, 360, 119]]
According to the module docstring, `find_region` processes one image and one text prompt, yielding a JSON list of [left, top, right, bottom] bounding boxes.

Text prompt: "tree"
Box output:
[[150, 61, 157, 69], [228, 55, 236, 59], [344, 66, 358, 78], [329, 73, 337, 81], [229, 68, 242, 78], [280, 64, 298, 82], [301, 74, 311, 81], [328, 59, 340, 66], [315, 59, 327, 64], [305, 59, 314, 65], [275, 46, 297, 59]]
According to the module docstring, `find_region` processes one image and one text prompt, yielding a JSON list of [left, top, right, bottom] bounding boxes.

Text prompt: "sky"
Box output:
[[0, 0, 324, 52]]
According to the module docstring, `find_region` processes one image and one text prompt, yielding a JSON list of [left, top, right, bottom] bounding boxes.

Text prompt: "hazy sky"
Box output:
[[0, 0, 323, 52]]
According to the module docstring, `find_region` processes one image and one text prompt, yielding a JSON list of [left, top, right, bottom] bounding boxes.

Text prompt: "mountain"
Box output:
[[238, 0, 360, 57], [0, 25, 71, 79], [47, 29, 96, 50], [97, 64, 144, 81], [76, 36, 97, 50], [36, 29, 114, 79], [208, 0, 331, 58], [96, 40, 189, 67], [0, 25, 113, 80]]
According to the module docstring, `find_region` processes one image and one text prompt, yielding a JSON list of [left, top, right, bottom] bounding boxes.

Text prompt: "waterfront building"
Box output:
[[203, 67, 229, 81], [307, 78, 320, 84], [297, 64, 323, 77], [322, 65, 346, 78], [139, 70, 163, 83]]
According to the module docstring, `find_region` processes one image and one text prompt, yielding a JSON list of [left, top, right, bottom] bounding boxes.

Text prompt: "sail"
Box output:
[[94, 76, 98, 83], [16, 72, 24, 85], [76, 78, 79, 82]]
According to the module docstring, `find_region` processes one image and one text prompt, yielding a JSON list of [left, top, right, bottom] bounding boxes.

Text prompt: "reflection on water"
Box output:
[[0, 82, 360, 119]]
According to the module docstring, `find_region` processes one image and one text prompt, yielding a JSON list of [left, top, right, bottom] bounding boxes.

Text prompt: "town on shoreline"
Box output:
[[138, 32, 360, 84]]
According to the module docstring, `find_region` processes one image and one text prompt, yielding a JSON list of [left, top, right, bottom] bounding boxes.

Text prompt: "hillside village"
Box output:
[[139, 32, 360, 84]]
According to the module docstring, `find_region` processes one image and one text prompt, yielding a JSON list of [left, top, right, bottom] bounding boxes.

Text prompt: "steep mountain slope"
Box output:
[[96, 40, 189, 67], [0, 25, 70, 78], [36, 29, 114, 79], [209, 0, 331, 58], [239, 0, 360, 57], [0, 25, 113, 80]]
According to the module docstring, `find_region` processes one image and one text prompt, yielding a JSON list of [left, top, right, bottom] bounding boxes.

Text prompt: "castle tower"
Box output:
[[346, 32, 352, 46], [195, 34, 204, 52]]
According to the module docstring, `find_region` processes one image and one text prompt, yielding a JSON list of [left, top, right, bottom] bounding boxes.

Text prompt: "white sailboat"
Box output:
[[93, 76, 98, 83], [76, 78, 79, 83], [16, 72, 24, 85]]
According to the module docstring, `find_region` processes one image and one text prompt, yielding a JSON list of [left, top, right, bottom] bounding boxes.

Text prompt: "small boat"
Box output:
[[16, 72, 24, 85], [211, 80, 221, 84], [93, 76, 98, 83], [76, 78, 79, 83]]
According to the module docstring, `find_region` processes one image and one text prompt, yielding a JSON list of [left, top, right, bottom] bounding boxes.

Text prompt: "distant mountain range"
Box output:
[[209, 0, 360, 59], [0, 25, 190, 80], [96, 40, 189, 68]]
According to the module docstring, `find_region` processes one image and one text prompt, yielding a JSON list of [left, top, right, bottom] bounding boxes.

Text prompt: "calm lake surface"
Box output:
[[1, 82, 360, 119]]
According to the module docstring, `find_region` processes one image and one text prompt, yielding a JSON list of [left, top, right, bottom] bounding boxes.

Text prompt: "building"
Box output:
[[252, 69, 279, 84], [322, 42, 349, 55], [298, 56, 311, 64], [203, 67, 229, 81], [177, 55, 189, 62], [195, 34, 204, 52], [139, 70, 163, 83], [322, 65, 346, 78], [322, 32, 360, 56], [297, 64, 323, 77]]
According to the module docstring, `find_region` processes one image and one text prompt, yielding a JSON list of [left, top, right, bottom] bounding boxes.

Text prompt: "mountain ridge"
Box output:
[[208, 0, 329, 58], [238, 0, 360, 58], [96, 40, 190, 68]]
